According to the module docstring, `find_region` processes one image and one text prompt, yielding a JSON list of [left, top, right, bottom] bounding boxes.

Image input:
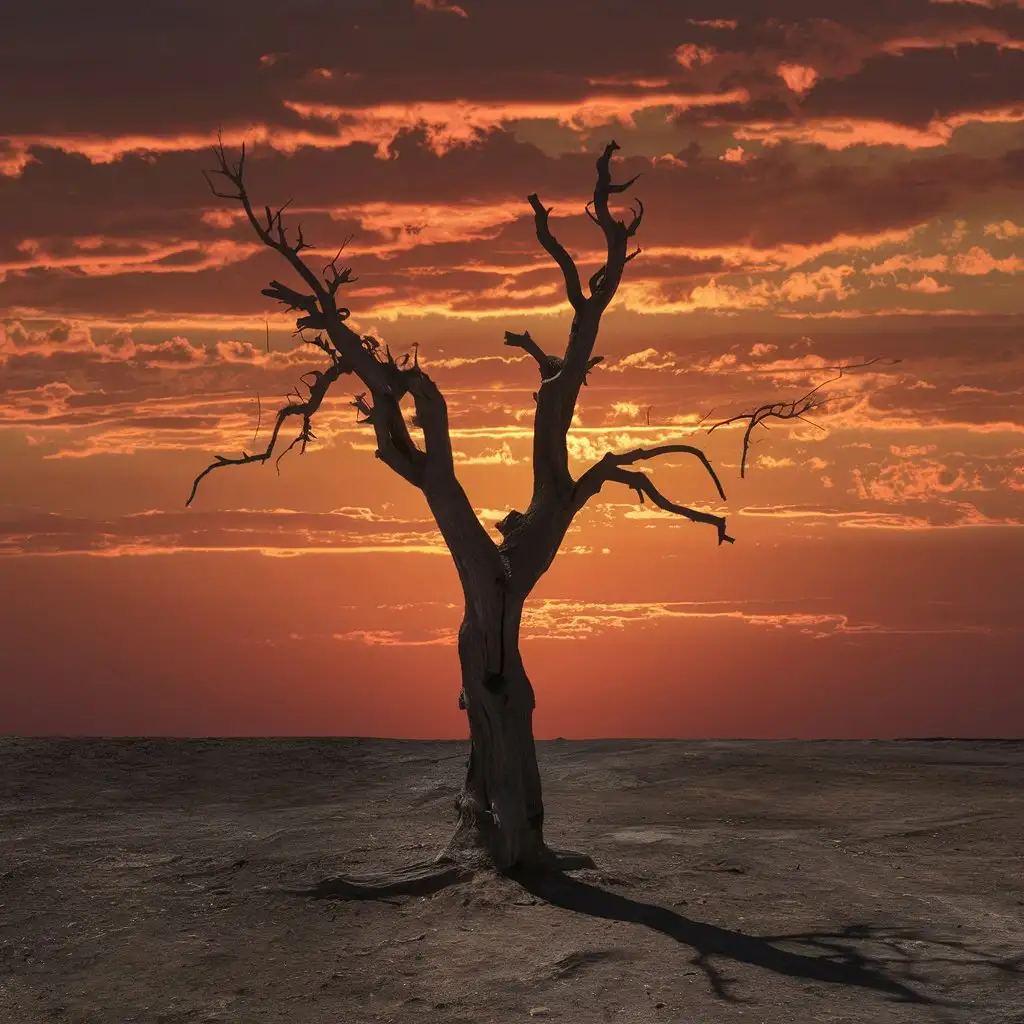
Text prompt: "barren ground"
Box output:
[[1, 738, 1022, 1023]]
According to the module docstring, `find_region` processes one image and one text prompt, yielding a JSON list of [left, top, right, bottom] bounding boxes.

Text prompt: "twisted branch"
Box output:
[[186, 359, 349, 506], [590, 445, 727, 500], [588, 142, 644, 257]]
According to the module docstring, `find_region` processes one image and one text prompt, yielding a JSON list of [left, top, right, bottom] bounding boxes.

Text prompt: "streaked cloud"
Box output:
[[1, 0, 1021, 735], [0, 508, 448, 557]]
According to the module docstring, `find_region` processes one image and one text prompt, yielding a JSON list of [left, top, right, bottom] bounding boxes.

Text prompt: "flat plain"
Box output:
[[1, 738, 1021, 1023]]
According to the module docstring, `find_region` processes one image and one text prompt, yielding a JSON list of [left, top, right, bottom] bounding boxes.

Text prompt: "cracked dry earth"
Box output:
[[1, 738, 1022, 1024]]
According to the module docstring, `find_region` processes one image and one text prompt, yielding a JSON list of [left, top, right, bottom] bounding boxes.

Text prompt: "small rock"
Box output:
[[529, 1009, 551, 1018]]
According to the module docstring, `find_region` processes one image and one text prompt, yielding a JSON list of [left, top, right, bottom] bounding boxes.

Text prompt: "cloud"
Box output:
[[732, 106, 1024, 151], [852, 455, 992, 501], [984, 220, 1023, 239], [777, 63, 819, 95], [929, 1, 1024, 8], [4, 236, 258, 277], [319, 594, 1013, 646], [949, 246, 1024, 274], [452, 441, 522, 465], [0, 508, 449, 557], [282, 89, 749, 160], [675, 44, 718, 70], [897, 275, 953, 293], [414, 0, 468, 16], [332, 628, 455, 645], [520, 597, 1005, 641], [738, 501, 1023, 530], [756, 455, 796, 469], [606, 348, 682, 372]]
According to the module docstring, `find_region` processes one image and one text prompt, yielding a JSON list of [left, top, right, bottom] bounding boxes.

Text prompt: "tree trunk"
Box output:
[[444, 583, 549, 871]]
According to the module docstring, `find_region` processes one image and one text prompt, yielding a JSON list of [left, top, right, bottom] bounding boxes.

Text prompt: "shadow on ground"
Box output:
[[295, 862, 1021, 1007], [503, 868, 1021, 1007]]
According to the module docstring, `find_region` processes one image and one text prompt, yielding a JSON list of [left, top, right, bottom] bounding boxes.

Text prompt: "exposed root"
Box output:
[[285, 857, 472, 901]]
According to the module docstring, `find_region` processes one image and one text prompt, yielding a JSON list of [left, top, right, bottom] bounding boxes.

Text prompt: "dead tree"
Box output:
[[188, 140, 745, 891]]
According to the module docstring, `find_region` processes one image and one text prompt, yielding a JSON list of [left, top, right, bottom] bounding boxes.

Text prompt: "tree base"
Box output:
[[285, 822, 596, 902]]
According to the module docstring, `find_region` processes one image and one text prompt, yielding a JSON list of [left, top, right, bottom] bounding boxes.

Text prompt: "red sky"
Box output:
[[1, 0, 1022, 738]]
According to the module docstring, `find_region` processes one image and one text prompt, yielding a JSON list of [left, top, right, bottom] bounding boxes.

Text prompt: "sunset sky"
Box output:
[[1, 0, 1022, 738]]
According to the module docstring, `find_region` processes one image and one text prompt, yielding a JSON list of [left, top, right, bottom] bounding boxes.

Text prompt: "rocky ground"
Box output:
[[1, 738, 1022, 1023]]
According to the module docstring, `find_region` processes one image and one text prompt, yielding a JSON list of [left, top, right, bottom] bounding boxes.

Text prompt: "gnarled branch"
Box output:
[[622, 469, 734, 546], [573, 453, 733, 546], [205, 138, 327, 303], [591, 141, 622, 235], [709, 357, 898, 477], [582, 445, 727, 501], [192, 140, 490, 503], [186, 358, 349, 506], [204, 137, 396, 397]]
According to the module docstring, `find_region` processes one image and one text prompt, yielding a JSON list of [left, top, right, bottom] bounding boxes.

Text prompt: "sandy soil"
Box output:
[[1, 738, 1021, 1023]]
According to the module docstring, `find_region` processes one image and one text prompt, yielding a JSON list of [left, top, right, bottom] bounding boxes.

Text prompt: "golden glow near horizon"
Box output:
[[0, 0, 1021, 737]]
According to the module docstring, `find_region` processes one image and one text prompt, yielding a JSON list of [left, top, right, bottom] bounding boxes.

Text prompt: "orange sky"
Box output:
[[1, 0, 1022, 737]]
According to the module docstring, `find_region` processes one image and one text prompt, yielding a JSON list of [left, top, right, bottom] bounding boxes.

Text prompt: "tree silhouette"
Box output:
[[188, 140, 830, 889]]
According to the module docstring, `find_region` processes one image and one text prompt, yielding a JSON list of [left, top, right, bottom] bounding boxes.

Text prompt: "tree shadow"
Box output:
[[509, 868, 1020, 1006]]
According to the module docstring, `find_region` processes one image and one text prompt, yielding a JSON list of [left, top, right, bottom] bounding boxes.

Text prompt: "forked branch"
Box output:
[[186, 358, 349, 506], [504, 329, 562, 380], [203, 137, 396, 397], [504, 329, 602, 390], [709, 357, 898, 477], [204, 138, 327, 303], [511, 141, 646, 507], [323, 236, 357, 298], [588, 141, 644, 281]]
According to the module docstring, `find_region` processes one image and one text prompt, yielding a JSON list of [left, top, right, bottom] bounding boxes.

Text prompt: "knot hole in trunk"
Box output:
[[484, 672, 507, 697]]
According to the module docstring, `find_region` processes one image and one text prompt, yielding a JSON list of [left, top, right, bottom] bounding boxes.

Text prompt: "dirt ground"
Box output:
[[1, 738, 1021, 1024]]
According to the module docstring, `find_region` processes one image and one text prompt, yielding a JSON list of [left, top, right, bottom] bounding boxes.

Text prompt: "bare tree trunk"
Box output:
[[444, 583, 549, 870]]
